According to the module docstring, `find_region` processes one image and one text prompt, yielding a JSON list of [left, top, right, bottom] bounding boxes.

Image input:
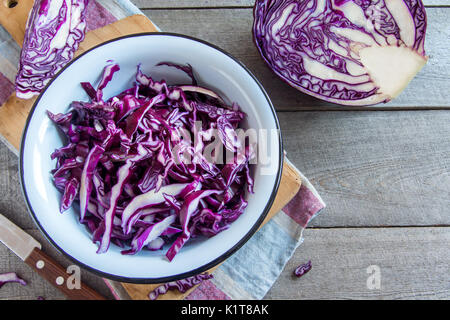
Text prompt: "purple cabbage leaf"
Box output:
[[148, 273, 213, 300]]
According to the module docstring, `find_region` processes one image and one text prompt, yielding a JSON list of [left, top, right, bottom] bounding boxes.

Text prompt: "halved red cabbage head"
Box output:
[[253, 0, 428, 106], [15, 0, 89, 99], [48, 62, 255, 261]]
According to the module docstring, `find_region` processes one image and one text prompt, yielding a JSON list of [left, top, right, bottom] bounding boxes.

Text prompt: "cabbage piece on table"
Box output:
[[0, 272, 27, 289], [253, 0, 428, 106]]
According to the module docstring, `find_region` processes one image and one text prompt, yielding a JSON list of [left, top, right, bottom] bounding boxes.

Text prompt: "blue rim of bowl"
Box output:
[[19, 32, 283, 284]]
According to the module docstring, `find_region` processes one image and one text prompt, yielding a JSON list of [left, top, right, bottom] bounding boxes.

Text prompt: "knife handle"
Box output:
[[25, 247, 106, 300]]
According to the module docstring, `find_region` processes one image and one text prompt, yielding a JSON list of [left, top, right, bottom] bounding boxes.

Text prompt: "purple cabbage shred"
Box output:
[[293, 260, 312, 278], [148, 273, 213, 300], [0, 272, 27, 289]]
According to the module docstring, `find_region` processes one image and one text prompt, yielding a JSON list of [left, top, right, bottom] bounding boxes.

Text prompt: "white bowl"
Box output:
[[20, 33, 282, 283]]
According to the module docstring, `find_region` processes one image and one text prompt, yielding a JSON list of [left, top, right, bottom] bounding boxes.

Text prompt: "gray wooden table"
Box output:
[[1, 0, 449, 300]]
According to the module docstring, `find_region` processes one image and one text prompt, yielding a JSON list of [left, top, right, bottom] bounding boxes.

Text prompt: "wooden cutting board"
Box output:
[[0, 0, 302, 300]]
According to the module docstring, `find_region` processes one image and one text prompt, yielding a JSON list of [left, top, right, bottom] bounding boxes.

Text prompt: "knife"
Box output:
[[0, 213, 106, 300]]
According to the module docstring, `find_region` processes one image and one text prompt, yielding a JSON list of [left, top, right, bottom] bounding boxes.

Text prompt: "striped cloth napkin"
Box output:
[[0, 0, 326, 300]]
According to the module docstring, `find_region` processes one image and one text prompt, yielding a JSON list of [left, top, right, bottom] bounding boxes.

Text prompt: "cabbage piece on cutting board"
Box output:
[[15, 0, 88, 99]]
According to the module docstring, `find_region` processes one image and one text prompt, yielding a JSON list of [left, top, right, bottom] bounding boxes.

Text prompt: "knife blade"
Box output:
[[0, 213, 106, 300], [0, 213, 41, 260]]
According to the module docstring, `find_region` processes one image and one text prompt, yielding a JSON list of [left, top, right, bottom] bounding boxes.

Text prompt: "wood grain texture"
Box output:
[[134, 0, 254, 8], [280, 111, 450, 227], [0, 93, 33, 151], [121, 160, 302, 300], [132, 0, 447, 8], [0, 0, 33, 46], [24, 247, 106, 300], [142, 7, 450, 109], [265, 227, 450, 299], [76, 14, 158, 54], [2, 226, 449, 300]]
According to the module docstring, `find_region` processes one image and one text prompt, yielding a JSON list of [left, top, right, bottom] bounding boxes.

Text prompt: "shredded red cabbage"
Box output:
[[148, 273, 213, 300], [0, 272, 27, 289], [48, 62, 255, 261]]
